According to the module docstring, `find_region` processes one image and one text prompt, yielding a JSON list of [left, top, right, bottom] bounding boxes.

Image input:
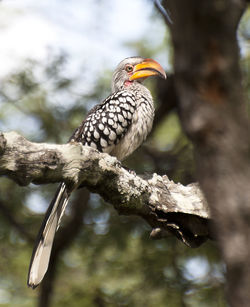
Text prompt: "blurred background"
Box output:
[[0, 0, 249, 306]]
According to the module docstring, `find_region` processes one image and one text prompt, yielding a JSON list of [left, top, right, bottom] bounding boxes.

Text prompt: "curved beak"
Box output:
[[129, 58, 166, 81]]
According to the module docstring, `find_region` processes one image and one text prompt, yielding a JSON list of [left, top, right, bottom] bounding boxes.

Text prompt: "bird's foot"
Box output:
[[123, 166, 136, 176]]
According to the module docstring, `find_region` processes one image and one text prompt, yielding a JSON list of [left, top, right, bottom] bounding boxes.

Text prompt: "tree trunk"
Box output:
[[166, 0, 250, 305]]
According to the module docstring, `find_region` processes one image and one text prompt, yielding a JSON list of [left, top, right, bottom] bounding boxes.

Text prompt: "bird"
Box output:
[[27, 56, 166, 288]]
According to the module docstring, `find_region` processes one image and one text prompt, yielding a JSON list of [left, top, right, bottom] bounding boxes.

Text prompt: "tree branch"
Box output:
[[0, 131, 211, 247], [154, 0, 173, 27]]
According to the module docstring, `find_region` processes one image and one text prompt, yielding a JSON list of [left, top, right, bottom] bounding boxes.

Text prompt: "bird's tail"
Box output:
[[27, 182, 70, 288]]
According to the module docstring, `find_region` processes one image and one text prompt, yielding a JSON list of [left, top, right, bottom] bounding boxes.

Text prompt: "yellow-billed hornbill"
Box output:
[[27, 56, 166, 288]]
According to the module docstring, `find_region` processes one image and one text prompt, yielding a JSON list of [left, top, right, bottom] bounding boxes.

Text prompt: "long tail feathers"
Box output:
[[27, 183, 70, 288]]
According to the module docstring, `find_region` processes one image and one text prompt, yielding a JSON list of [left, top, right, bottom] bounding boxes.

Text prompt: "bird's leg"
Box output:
[[123, 165, 137, 176]]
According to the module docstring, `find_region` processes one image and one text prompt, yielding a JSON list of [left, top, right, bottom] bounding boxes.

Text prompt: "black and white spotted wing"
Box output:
[[70, 90, 137, 152]]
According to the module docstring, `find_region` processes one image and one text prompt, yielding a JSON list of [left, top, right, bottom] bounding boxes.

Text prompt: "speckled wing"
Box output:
[[70, 90, 137, 153], [27, 90, 138, 288]]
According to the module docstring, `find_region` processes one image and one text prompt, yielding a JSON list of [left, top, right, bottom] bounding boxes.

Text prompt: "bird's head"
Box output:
[[112, 56, 166, 92]]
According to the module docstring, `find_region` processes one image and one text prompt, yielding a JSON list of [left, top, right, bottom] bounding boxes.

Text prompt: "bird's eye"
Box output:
[[125, 65, 133, 73]]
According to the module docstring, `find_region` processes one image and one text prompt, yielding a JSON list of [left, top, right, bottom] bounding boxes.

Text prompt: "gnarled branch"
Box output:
[[0, 131, 211, 247]]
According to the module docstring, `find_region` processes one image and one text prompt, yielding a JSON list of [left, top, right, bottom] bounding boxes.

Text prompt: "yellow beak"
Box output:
[[129, 58, 166, 81]]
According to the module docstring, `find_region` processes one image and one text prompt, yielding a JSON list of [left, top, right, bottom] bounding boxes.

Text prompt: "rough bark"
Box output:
[[0, 131, 210, 248], [166, 0, 250, 306]]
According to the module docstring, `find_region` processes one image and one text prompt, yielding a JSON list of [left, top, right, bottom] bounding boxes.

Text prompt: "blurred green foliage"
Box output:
[[0, 53, 225, 307], [1, 6, 249, 306]]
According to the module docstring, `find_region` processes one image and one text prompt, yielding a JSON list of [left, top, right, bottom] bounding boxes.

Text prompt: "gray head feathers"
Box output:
[[111, 56, 145, 92]]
